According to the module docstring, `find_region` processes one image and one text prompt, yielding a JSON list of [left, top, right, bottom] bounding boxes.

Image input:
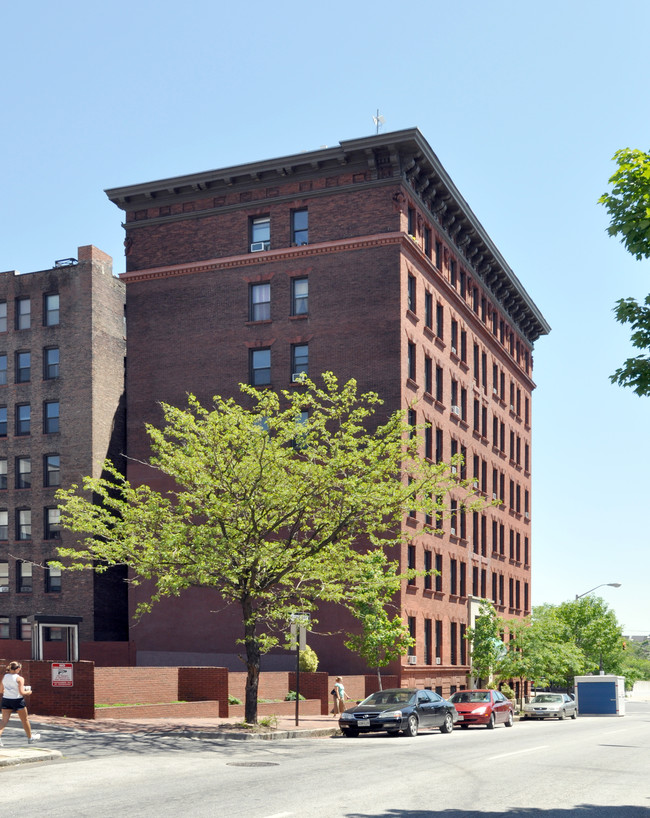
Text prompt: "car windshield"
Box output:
[[451, 691, 490, 703], [532, 694, 563, 703], [362, 690, 415, 706]]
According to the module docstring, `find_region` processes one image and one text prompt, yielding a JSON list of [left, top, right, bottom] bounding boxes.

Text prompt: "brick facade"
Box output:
[[107, 130, 549, 689], [0, 246, 127, 652]]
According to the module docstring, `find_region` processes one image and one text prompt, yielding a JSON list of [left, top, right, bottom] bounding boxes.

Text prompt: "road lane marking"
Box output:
[[488, 745, 548, 761]]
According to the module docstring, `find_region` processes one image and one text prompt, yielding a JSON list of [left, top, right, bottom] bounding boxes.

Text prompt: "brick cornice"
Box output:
[[119, 232, 406, 284]]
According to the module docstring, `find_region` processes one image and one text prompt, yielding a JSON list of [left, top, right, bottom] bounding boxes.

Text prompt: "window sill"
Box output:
[[406, 377, 418, 391], [289, 314, 309, 320], [406, 309, 419, 324], [433, 336, 446, 351], [245, 319, 272, 326]]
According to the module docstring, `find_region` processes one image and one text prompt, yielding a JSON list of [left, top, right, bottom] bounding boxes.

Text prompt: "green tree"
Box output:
[[498, 606, 584, 703], [466, 601, 504, 686], [555, 596, 625, 679], [298, 645, 319, 673], [56, 373, 468, 724], [600, 148, 650, 395], [343, 550, 415, 690], [621, 639, 650, 690]]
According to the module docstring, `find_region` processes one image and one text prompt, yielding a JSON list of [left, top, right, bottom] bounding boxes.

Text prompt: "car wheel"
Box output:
[[403, 714, 419, 737], [571, 711, 577, 720], [440, 713, 454, 734], [386, 729, 400, 736], [505, 711, 514, 727], [486, 713, 495, 729], [343, 728, 359, 738], [460, 723, 469, 729], [558, 710, 565, 720], [521, 714, 528, 720]]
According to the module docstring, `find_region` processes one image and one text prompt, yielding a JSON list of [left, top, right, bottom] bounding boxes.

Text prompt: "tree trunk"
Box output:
[[376, 666, 383, 691], [242, 598, 261, 724]]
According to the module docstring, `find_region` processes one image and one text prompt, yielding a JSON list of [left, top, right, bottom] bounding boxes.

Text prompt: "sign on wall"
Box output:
[[51, 662, 74, 687]]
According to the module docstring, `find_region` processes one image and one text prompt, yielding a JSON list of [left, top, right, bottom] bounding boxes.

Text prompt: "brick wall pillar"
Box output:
[[178, 667, 229, 718], [289, 671, 329, 715]]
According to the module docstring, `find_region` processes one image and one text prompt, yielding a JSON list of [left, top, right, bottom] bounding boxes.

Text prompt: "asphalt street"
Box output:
[[1, 702, 649, 817]]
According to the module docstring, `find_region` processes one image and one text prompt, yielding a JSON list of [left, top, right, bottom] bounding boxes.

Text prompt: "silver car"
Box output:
[[522, 693, 577, 720]]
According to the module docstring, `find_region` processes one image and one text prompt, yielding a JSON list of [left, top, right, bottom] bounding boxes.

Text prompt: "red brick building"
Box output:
[[107, 129, 549, 692], [0, 246, 129, 664]]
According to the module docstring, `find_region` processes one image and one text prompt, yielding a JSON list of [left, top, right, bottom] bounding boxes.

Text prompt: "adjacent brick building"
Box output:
[[107, 128, 550, 693], [0, 246, 129, 663]]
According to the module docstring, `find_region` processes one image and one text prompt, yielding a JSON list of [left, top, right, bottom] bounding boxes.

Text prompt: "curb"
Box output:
[[151, 726, 342, 741], [0, 748, 62, 768]]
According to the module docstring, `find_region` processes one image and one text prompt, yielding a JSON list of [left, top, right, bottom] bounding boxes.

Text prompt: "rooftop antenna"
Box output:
[[372, 109, 385, 135]]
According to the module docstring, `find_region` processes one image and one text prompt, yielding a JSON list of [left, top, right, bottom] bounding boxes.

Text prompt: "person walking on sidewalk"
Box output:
[[331, 676, 350, 717], [0, 661, 40, 745]]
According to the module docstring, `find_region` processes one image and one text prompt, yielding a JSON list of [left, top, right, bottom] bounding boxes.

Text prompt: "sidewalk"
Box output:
[[0, 712, 341, 767]]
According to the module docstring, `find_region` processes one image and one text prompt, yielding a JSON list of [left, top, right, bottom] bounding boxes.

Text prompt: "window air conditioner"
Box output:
[[451, 347, 457, 355], [510, 404, 515, 411], [450, 527, 457, 536], [292, 373, 305, 383], [492, 493, 497, 500], [451, 405, 461, 416], [407, 655, 417, 665], [493, 387, 498, 394], [524, 512, 530, 519], [250, 241, 268, 252], [435, 657, 441, 665]]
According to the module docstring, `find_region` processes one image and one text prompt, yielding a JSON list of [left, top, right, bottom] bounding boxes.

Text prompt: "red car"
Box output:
[[449, 689, 514, 729]]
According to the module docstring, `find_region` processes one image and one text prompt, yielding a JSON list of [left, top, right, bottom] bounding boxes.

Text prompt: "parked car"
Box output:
[[449, 689, 514, 729], [339, 688, 459, 737], [522, 693, 577, 720]]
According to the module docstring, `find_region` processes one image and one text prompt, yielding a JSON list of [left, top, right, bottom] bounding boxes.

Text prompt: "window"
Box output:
[[44, 454, 60, 487], [424, 618, 432, 664], [16, 457, 31, 489], [0, 617, 8, 639], [44, 347, 59, 379], [424, 550, 432, 590], [16, 403, 30, 435], [291, 344, 308, 379], [17, 508, 31, 540], [407, 616, 416, 655], [0, 510, 7, 540], [424, 423, 433, 460], [17, 561, 32, 593], [16, 297, 30, 330], [45, 563, 61, 594], [15, 351, 30, 383], [44, 401, 59, 433], [0, 302, 6, 333], [435, 241, 442, 269], [45, 627, 63, 641], [435, 620, 442, 661], [407, 545, 416, 585], [0, 561, 7, 593], [250, 283, 271, 322], [424, 292, 432, 329], [250, 216, 270, 251], [0, 458, 6, 490], [44, 293, 59, 326], [291, 210, 308, 246], [407, 342, 416, 381], [407, 275, 416, 312], [19, 617, 31, 640], [450, 558, 458, 595], [424, 356, 432, 394], [407, 207, 415, 235], [435, 554, 443, 592], [450, 622, 457, 665], [0, 406, 6, 436], [424, 228, 432, 258], [250, 349, 271, 386], [436, 304, 444, 338], [0, 354, 6, 385], [45, 507, 61, 539], [291, 278, 308, 316], [435, 366, 443, 403]]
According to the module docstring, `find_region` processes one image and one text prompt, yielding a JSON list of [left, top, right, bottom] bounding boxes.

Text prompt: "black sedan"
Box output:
[[339, 688, 459, 737]]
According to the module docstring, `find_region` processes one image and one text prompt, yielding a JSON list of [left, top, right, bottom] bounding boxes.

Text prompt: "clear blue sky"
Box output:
[[2, 1, 648, 635]]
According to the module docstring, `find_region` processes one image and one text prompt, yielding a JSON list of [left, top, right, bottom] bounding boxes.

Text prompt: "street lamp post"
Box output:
[[575, 583, 621, 600]]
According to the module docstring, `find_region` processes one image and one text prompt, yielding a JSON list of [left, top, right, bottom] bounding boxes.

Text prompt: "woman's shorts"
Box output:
[[1, 696, 26, 711]]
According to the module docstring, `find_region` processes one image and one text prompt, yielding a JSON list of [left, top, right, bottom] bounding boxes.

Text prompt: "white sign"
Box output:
[[52, 662, 74, 687]]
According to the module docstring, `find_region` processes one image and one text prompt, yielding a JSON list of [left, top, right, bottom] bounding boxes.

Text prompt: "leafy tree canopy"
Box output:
[[600, 148, 650, 395], [57, 373, 472, 722]]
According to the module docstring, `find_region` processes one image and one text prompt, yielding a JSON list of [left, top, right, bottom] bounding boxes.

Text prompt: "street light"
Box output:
[[575, 583, 621, 600]]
